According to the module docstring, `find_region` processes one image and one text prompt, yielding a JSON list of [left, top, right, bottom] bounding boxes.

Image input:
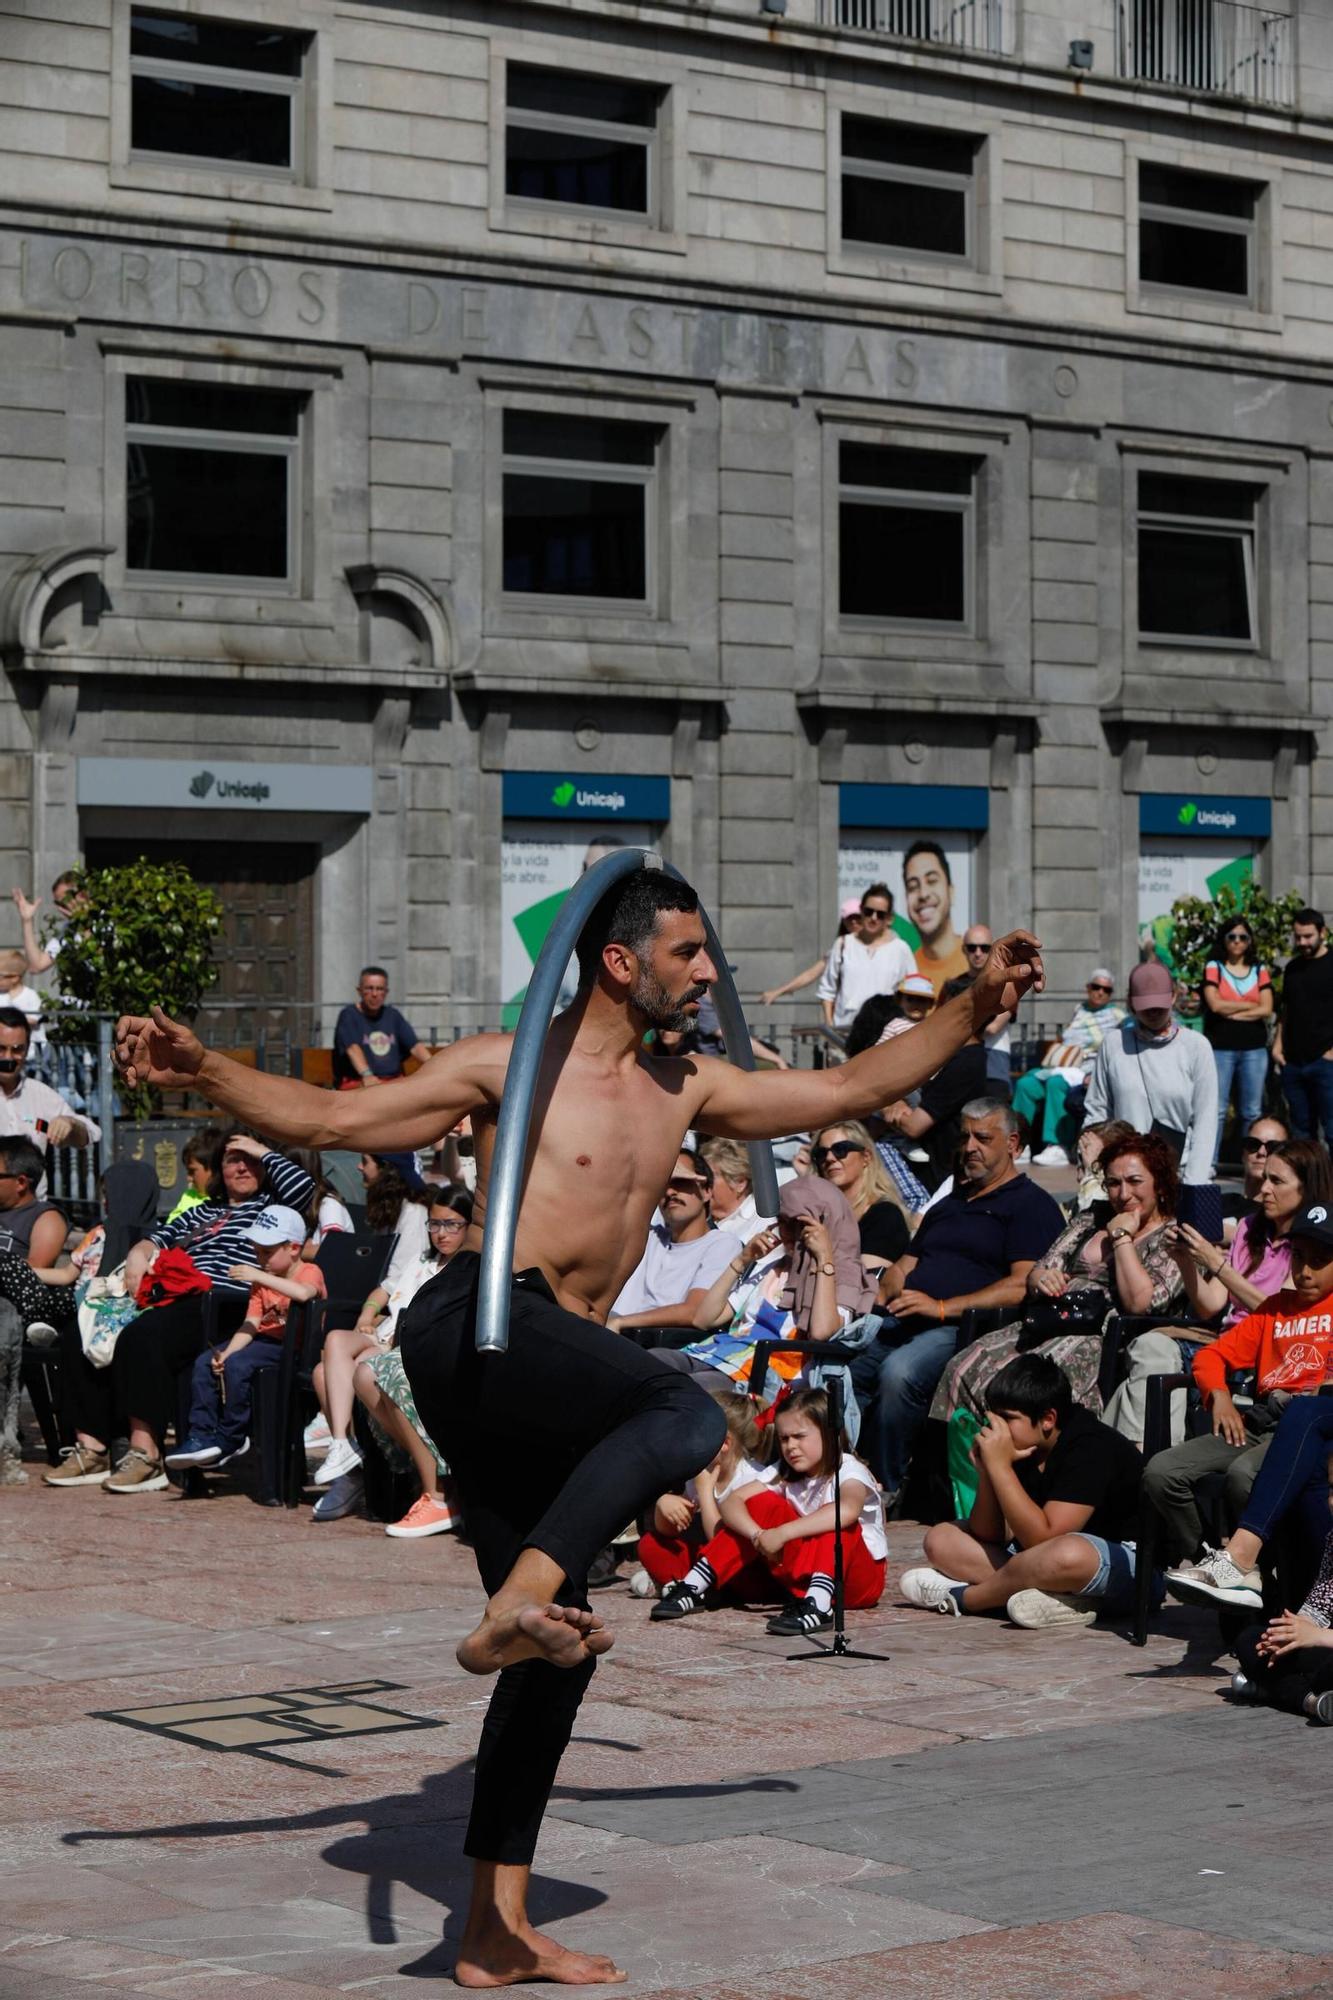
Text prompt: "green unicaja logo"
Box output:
[[551, 781, 576, 809], [1177, 801, 1199, 827]]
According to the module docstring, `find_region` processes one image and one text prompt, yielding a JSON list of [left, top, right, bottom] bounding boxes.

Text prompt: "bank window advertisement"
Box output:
[[500, 771, 669, 1027], [1137, 794, 1270, 972]]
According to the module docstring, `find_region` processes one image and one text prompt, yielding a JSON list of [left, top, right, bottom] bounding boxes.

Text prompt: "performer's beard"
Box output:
[[630, 970, 709, 1034]]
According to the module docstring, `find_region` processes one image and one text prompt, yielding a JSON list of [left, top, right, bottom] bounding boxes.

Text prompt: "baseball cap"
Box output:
[[243, 1204, 307, 1248], [1127, 962, 1174, 1014], [1290, 1202, 1333, 1254], [840, 896, 862, 920], [897, 973, 935, 1001]]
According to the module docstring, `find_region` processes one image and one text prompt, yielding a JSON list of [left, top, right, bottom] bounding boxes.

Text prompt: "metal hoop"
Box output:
[[476, 847, 780, 1353]]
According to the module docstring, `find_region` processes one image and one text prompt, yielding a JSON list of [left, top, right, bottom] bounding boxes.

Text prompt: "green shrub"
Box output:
[[1162, 879, 1303, 999]]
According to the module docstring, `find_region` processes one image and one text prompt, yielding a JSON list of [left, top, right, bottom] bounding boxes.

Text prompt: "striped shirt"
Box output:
[[149, 1151, 316, 1292]]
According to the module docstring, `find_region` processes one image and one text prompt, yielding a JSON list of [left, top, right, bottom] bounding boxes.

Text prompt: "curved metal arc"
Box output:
[[475, 848, 779, 1354]]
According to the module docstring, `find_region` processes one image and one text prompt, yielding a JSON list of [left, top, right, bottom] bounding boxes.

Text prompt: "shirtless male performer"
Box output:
[[116, 870, 1041, 1990]]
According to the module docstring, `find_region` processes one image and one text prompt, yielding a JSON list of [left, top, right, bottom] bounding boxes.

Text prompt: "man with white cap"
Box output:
[[166, 1204, 326, 1471], [1010, 968, 1126, 1166], [1082, 962, 1217, 1185]]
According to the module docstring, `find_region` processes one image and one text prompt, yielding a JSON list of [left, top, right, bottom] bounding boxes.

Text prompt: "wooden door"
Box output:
[[84, 838, 316, 1050]]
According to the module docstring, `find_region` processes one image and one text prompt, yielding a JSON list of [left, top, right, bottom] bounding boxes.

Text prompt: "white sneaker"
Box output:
[[628, 1567, 659, 1599], [900, 1566, 964, 1616], [303, 1412, 332, 1455], [1016, 1147, 1032, 1164], [1034, 1145, 1071, 1167], [1006, 1588, 1096, 1630], [314, 1437, 363, 1486]]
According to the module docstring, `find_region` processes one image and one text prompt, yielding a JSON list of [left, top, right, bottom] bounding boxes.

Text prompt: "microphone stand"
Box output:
[[788, 1370, 890, 1663]]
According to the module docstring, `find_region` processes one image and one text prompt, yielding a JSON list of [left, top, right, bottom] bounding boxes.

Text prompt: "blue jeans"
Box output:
[[1280, 1056, 1333, 1143], [187, 1338, 280, 1453], [1212, 1045, 1268, 1163], [848, 1318, 959, 1493], [1237, 1396, 1333, 1555]]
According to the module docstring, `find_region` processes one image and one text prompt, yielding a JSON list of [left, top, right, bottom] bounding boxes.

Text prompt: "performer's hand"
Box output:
[[115, 1007, 207, 1090], [970, 930, 1044, 1028]]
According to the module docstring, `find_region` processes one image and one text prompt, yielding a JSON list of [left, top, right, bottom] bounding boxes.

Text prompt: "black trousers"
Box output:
[[113, 1292, 249, 1441], [398, 1250, 725, 1866], [1235, 1621, 1333, 1715]]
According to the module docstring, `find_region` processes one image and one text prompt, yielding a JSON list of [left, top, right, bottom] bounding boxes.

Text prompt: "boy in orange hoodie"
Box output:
[[1142, 1203, 1333, 1588]]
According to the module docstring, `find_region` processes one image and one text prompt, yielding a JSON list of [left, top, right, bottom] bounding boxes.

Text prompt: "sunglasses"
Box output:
[[1088, 982, 1113, 993], [812, 1140, 865, 1168], [860, 906, 890, 919], [1225, 931, 1252, 943], [964, 941, 991, 954], [666, 1175, 708, 1194], [1241, 1138, 1276, 1155]]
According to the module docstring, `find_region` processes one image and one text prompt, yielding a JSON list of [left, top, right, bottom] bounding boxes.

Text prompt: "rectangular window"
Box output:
[[1138, 471, 1259, 646], [505, 66, 661, 219], [838, 443, 977, 627], [841, 117, 977, 262], [1139, 164, 1259, 304], [129, 8, 307, 176], [125, 378, 302, 585], [502, 411, 658, 604]]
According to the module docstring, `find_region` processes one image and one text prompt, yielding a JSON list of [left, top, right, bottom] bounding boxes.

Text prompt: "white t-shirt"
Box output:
[[612, 1221, 738, 1318], [314, 1193, 353, 1247], [712, 1169, 798, 1240], [816, 934, 917, 1031], [377, 1247, 440, 1344], [5, 983, 45, 1046], [778, 1452, 886, 1562], [685, 1453, 776, 1507], [381, 1199, 429, 1295]]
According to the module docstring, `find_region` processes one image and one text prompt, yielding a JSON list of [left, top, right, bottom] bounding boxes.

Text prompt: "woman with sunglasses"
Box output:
[[1203, 919, 1274, 1171], [812, 1121, 912, 1271]]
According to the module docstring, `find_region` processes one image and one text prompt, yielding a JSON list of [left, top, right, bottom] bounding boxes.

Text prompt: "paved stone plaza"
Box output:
[[2, 1473, 1331, 1999]]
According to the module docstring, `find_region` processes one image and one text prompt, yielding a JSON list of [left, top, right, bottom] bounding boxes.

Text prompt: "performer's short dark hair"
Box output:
[[576, 869, 701, 984]]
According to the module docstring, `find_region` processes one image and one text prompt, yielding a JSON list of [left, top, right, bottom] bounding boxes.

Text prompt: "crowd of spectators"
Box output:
[[12, 901, 1333, 1722]]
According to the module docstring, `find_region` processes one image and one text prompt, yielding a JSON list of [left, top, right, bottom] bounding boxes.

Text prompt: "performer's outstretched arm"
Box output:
[[114, 1007, 504, 1150], [694, 930, 1043, 1142]]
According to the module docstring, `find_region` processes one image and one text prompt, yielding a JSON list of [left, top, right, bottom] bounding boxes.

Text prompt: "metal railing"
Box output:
[[1116, 0, 1294, 107], [818, 0, 1006, 52]]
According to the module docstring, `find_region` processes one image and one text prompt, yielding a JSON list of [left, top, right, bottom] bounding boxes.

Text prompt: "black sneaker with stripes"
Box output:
[[650, 1583, 709, 1622], [765, 1601, 834, 1638]]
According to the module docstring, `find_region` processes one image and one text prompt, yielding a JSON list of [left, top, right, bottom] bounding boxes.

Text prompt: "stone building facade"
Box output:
[[2, 0, 1333, 1034]]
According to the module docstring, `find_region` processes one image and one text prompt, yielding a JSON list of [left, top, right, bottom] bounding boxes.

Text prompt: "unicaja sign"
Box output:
[[551, 780, 627, 813], [189, 767, 271, 804]]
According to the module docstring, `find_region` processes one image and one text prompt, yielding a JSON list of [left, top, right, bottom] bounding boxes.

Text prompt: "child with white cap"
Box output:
[[166, 1204, 326, 1470]]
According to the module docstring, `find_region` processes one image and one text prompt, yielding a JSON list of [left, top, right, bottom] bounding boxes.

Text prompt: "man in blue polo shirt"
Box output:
[[849, 1097, 1063, 1507], [333, 967, 431, 1089]]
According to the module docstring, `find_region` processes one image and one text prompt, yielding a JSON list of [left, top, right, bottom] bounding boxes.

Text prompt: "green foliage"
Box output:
[[1163, 878, 1303, 998], [42, 859, 222, 1117]]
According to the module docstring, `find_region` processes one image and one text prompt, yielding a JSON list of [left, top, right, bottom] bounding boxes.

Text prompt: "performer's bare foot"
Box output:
[[457, 1601, 615, 1676], [455, 1921, 626, 1987]]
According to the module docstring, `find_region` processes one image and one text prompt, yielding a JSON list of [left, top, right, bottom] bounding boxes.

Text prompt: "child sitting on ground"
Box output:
[[166, 1205, 325, 1470], [1233, 1449, 1333, 1723], [651, 1385, 887, 1638], [637, 1391, 776, 1594]]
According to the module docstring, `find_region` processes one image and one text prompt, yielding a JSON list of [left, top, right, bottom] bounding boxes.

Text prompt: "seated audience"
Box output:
[[607, 1152, 738, 1336], [46, 1132, 314, 1492], [850, 1100, 1063, 1507], [1145, 1202, 1333, 1584], [343, 1186, 475, 1537], [0, 1006, 99, 1161], [934, 1131, 1183, 1428], [166, 1205, 325, 1473], [1011, 970, 1125, 1168], [0, 1134, 71, 1483], [1233, 1514, 1333, 1722], [697, 1137, 786, 1240], [1082, 963, 1217, 1187], [166, 1129, 222, 1224], [902, 1353, 1147, 1628], [636, 1389, 775, 1594], [1221, 1116, 1291, 1227], [652, 1385, 886, 1638], [812, 1119, 912, 1266], [1065, 1119, 1138, 1216], [878, 972, 987, 1188], [1105, 1137, 1331, 1446], [657, 1178, 874, 1396], [361, 1151, 430, 1284], [289, 1146, 354, 1253]]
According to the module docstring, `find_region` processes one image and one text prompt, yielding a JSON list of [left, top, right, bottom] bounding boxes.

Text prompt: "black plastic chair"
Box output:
[[21, 1339, 69, 1463], [1097, 1312, 1214, 1409]]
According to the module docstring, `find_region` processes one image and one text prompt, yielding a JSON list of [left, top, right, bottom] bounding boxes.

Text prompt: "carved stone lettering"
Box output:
[[461, 286, 489, 343], [627, 304, 655, 359], [297, 269, 326, 326], [176, 256, 207, 318], [571, 303, 606, 355], [406, 280, 441, 339], [893, 338, 918, 392], [231, 264, 272, 319], [120, 250, 151, 314], [52, 245, 93, 303]]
